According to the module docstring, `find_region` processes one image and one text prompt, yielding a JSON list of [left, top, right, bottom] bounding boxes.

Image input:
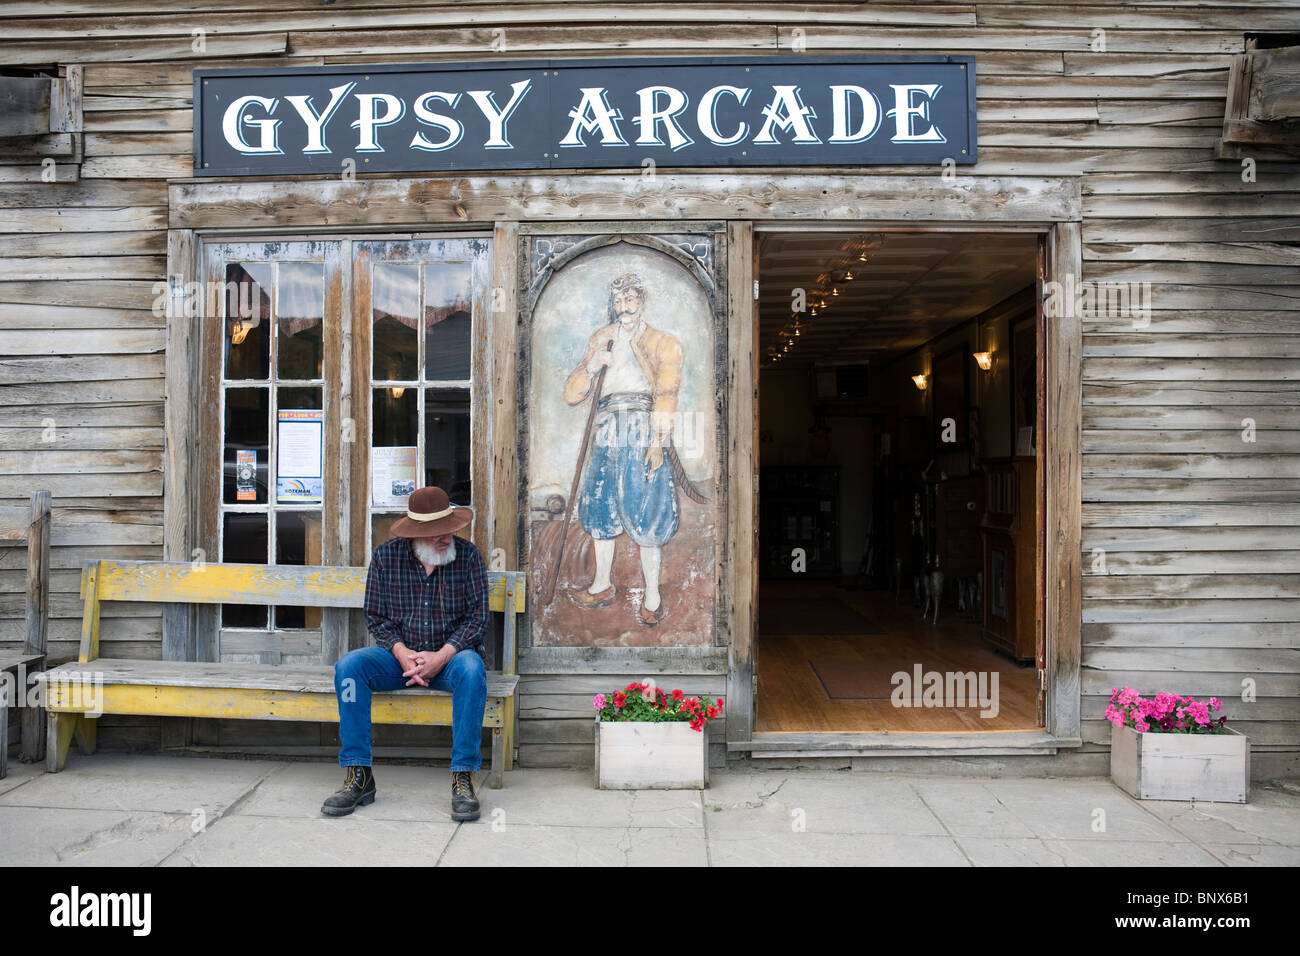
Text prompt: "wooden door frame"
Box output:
[[165, 171, 1083, 747], [744, 220, 1081, 747]]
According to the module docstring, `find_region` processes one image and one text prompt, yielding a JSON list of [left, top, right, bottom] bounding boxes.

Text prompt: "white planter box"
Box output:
[[1110, 724, 1249, 803], [595, 719, 709, 790]]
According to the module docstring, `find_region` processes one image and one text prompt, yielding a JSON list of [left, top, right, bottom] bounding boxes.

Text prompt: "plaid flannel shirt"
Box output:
[[363, 535, 487, 656]]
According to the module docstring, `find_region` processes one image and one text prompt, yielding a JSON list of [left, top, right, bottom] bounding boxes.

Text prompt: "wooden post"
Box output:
[[163, 229, 198, 663], [321, 240, 349, 664], [1045, 220, 1083, 741], [489, 222, 520, 570], [725, 221, 757, 746], [21, 490, 50, 762]]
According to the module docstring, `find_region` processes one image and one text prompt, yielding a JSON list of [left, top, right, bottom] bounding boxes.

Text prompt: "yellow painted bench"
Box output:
[[36, 560, 524, 788]]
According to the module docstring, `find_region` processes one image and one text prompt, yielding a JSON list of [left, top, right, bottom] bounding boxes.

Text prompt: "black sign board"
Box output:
[[194, 55, 976, 177]]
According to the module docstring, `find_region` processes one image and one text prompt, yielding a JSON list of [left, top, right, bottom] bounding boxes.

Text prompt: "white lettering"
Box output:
[[221, 95, 282, 154], [411, 91, 464, 152], [50, 886, 151, 937], [634, 85, 693, 151], [695, 85, 750, 146], [351, 92, 405, 152], [753, 86, 820, 145], [888, 84, 946, 143], [828, 84, 882, 144], [466, 79, 532, 148], [559, 87, 627, 147], [284, 82, 355, 154]]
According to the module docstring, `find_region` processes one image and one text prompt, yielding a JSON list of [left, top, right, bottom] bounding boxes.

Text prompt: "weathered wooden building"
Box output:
[[1, 1, 1297, 778]]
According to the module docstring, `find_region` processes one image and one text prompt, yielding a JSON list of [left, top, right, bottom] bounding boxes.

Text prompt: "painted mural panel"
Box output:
[[525, 236, 722, 647]]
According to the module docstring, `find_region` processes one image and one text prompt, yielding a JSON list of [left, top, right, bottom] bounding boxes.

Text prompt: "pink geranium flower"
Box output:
[[593, 693, 606, 710]]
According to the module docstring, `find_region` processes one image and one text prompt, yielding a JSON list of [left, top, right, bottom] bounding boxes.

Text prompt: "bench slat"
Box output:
[[0, 653, 43, 673], [42, 682, 509, 727], [87, 560, 526, 613], [38, 659, 518, 697]]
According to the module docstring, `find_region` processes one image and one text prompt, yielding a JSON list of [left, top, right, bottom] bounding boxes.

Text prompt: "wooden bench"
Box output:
[[0, 490, 50, 778], [37, 560, 523, 788]]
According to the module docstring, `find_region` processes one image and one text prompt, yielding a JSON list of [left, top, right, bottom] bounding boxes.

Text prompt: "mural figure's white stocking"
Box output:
[[640, 546, 662, 612], [590, 538, 615, 593]]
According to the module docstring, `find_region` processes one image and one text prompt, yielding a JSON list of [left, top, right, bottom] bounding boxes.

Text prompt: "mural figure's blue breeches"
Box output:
[[579, 408, 679, 548]]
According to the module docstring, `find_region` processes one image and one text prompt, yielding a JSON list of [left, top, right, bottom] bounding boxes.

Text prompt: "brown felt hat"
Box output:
[[389, 486, 473, 538]]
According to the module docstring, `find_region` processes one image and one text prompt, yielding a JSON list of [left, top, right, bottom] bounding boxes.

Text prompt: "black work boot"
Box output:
[[321, 766, 376, 817], [450, 771, 480, 822]]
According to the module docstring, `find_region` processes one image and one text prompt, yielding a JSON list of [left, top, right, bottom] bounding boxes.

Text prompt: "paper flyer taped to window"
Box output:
[[276, 409, 324, 503], [372, 446, 417, 507], [236, 449, 257, 501]]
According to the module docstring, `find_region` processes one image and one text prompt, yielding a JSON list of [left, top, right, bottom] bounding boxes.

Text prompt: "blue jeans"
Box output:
[[334, 645, 487, 772]]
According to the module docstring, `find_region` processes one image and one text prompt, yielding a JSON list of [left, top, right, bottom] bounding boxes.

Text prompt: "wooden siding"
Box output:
[[0, 1, 1297, 770]]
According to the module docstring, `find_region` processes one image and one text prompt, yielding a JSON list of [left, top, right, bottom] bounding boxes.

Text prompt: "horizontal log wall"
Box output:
[[0, 1, 1296, 768]]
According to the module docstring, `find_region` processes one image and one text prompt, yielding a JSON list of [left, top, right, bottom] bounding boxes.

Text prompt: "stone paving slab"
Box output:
[[705, 830, 970, 866], [491, 769, 704, 829], [910, 780, 1039, 838], [1036, 839, 1225, 867], [972, 778, 1193, 843], [1200, 843, 1300, 866], [237, 761, 475, 824], [0, 754, 282, 815], [1134, 791, 1300, 847], [0, 806, 195, 866], [705, 772, 948, 836], [437, 822, 708, 867], [0, 758, 42, 797], [950, 836, 1067, 866], [161, 814, 458, 866]]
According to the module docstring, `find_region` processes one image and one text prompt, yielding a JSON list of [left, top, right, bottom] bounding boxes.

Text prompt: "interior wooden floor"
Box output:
[[754, 579, 1041, 734]]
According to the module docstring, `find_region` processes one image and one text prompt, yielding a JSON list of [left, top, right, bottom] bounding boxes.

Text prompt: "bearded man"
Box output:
[[322, 486, 488, 822]]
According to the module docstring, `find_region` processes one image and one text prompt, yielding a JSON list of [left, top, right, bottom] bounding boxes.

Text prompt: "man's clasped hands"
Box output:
[[392, 642, 458, 687]]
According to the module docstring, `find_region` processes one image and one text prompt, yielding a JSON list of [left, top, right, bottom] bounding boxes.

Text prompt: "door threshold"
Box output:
[[729, 730, 1081, 757]]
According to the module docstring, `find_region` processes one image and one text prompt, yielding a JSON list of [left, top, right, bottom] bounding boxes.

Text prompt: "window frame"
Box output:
[[191, 232, 492, 664]]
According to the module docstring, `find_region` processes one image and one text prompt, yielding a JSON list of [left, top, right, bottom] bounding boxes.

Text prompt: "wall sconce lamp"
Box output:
[[390, 386, 406, 399], [230, 320, 250, 346], [830, 287, 839, 297], [973, 351, 994, 372], [912, 374, 928, 391]]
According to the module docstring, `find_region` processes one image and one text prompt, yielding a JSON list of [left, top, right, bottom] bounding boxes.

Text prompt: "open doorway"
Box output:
[[755, 230, 1044, 734]]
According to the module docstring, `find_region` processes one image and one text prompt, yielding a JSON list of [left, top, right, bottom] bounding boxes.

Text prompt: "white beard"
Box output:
[[413, 537, 456, 568]]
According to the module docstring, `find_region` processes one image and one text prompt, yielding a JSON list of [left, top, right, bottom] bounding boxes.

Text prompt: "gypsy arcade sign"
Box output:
[[193, 55, 977, 176], [522, 230, 726, 647]]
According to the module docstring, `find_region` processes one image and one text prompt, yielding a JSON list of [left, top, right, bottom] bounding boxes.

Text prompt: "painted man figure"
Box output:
[[323, 486, 488, 822], [564, 272, 683, 627]]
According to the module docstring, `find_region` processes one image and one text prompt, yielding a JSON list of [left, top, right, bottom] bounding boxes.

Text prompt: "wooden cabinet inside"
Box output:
[[760, 465, 840, 578], [980, 457, 1037, 662]]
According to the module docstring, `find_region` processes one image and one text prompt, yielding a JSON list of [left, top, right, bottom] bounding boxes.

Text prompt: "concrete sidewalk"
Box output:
[[0, 754, 1296, 866]]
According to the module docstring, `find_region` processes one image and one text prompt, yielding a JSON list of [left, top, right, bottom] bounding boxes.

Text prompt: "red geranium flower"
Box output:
[[672, 689, 684, 701], [715, 698, 724, 713], [613, 691, 627, 708], [707, 705, 718, 718]]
